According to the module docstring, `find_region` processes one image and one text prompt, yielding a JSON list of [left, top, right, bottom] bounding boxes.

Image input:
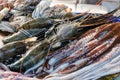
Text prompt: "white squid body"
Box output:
[[32, 0, 52, 18], [0, 8, 10, 21]]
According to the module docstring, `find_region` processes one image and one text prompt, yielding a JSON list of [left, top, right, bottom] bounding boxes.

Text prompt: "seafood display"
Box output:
[[44, 22, 120, 80], [0, 0, 119, 80]]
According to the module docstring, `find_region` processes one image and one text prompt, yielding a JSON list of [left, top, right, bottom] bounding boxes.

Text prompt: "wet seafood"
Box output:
[[79, 6, 120, 27], [8, 40, 50, 72], [0, 63, 10, 71], [0, 8, 10, 21], [14, 0, 40, 12], [0, 41, 26, 62], [10, 9, 25, 17], [0, 21, 16, 33], [56, 36, 116, 74], [33, 26, 99, 77], [16, 7, 119, 77], [44, 22, 120, 80], [2, 15, 82, 43], [23, 0, 41, 12], [8, 18, 87, 74], [10, 16, 32, 28], [32, 0, 52, 18], [0, 1, 118, 79], [45, 6, 120, 40], [32, 3, 73, 19], [17, 18, 54, 30], [13, 0, 25, 10], [3, 12, 13, 21], [37, 24, 108, 76], [25, 18, 117, 76], [3, 28, 47, 44], [10, 19, 87, 72], [0, 2, 14, 11], [19, 12, 95, 30], [0, 68, 40, 80]]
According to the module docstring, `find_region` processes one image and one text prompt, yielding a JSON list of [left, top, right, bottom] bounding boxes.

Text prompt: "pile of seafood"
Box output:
[[0, 0, 120, 80]]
